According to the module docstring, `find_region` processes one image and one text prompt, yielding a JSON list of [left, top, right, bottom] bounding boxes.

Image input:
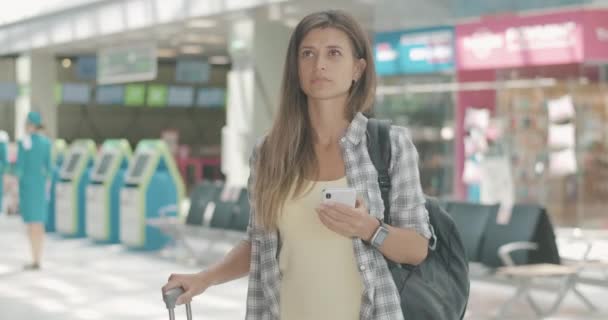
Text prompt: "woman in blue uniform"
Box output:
[[16, 111, 52, 270], [0, 130, 8, 215]]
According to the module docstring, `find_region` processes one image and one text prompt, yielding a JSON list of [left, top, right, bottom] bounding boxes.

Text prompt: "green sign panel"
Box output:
[[147, 84, 168, 107], [125, 84, 146, 106]]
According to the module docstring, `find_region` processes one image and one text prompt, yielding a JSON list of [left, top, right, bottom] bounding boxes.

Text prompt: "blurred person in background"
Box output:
[[0, 130, 8, 215], [16, 111, 51, 270]]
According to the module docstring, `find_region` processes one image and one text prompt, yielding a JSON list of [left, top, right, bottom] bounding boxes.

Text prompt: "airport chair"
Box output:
[[444, 201, 498, 263], [489, 205, 597, 318]]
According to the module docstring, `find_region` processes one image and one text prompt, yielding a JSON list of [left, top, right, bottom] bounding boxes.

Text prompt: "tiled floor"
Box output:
[[1, 214, 607, 320]]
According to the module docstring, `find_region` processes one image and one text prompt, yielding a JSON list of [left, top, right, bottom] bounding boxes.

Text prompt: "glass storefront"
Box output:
[[495, 78, 608, 227], [375, 75, 455, 198], [454, 8, 608, 227]]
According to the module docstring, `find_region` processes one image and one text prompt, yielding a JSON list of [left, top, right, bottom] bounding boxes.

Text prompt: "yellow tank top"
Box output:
[[278, 176, 363, 320]]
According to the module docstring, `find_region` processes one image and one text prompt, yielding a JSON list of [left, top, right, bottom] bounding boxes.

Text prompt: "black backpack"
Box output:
[[366, 119, 470, 320]]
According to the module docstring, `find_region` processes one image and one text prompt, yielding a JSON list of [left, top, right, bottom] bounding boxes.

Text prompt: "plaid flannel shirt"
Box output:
[[245, 112, 432, 320]]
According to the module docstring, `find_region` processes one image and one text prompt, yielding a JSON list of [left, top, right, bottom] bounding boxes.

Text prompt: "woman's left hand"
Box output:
[[316, 198, 379, 240]]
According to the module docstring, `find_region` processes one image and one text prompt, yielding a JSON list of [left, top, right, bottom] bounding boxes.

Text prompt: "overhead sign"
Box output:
[[583, 10, 608, 62], [76, 56, 97, 81], [167, 86, 194, 107], [451, 0, 588, 18], [62, 83, 91, 104], [176, 59, 210, 83], [147, 84, 168, 107], [374, 27, 455, 75], [124, 84, 146, 106], [455, 10, 601, 70], [97, 43, 157, 84], [96, 85, 124, 105], [196, 87, 225, 107]]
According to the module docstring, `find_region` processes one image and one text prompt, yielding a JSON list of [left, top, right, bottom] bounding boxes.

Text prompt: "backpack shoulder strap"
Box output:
[[367, 119, 438, 251], [366, 118, 392, 224]]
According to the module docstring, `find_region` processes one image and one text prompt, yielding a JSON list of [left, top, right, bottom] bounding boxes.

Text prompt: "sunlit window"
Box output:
[[0, 0, 105, 26]]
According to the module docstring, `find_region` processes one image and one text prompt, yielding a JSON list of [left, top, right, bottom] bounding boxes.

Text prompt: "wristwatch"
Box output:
[[370, 219, 389, 249]]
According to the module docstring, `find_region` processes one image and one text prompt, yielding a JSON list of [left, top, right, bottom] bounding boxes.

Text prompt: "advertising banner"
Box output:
[[456, 9, 608, 70], [375, 27, 455, 75]]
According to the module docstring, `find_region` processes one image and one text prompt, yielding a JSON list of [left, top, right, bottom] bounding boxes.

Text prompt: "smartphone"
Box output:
[[322, 187, 357, 208]]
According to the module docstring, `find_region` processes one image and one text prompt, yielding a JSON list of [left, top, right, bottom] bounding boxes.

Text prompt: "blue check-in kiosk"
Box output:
[[120, 140, 184, 250], [86, 140, 132, 243], [56, 140, 96, 237], [46, 139, 67, 232]]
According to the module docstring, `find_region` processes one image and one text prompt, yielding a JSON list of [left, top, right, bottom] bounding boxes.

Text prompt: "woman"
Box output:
[[16, 111, 52, 270], [163, 10, 431, 319]]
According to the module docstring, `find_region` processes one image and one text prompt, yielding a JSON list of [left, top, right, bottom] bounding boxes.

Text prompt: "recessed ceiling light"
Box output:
[[209, 55, 230, 65], [182, 34, 225, 44], [157, 48, 177, 58], [187, 19, 216, 29], [182, 34, 203, 43], [62, 58, 72, 68], [201, 35, 225, 44], [180, 45, 204, 55]]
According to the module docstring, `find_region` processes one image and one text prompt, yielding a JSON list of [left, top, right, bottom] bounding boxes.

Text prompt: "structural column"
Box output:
[[222, 11, 291, 187], [15, 52, 57, 140]]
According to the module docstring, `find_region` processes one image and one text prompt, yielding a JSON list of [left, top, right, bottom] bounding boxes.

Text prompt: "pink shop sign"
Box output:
[[456, 10, 587, 70], [584, 10, 608, 62]]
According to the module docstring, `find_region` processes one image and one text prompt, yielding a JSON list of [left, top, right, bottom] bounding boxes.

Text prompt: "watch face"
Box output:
[[373, 226, 389, 248]]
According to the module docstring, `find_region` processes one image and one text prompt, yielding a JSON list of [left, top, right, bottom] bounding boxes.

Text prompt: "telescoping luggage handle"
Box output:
[[163, 287, 193, 320]]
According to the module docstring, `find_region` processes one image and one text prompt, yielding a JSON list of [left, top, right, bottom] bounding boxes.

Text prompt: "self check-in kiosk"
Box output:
[[56, 140, 96, 237], [86, 140, 132, 243], [120, 140, 184, 250], [46, 139, 67, 232]]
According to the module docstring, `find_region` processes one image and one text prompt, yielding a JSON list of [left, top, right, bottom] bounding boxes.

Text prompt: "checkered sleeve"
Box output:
[[388, 126, 432, 239], [246, 144, 258, 241], [244, 142, 266, 319]]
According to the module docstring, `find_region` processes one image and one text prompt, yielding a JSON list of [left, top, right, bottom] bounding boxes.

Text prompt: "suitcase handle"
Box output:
[[163, 287, 192, 320]]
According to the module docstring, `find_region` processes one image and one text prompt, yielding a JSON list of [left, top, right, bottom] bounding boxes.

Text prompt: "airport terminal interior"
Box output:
[[1, 0, 608, 319]]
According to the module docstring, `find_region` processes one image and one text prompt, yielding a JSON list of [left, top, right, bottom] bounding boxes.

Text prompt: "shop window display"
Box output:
[[496, 83, 608, 227]]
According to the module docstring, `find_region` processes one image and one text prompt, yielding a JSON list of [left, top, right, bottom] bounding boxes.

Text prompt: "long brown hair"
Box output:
[[253, 10, 376, 231]]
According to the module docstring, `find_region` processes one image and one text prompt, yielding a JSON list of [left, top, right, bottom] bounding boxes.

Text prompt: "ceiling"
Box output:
[[19, 0, 608, 60], [39, 0, 452, 61], [42, 0, 373, 61]]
